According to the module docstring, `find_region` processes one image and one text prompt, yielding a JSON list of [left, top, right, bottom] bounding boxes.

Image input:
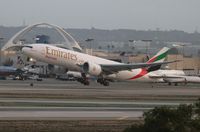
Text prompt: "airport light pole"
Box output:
[[0, 38, 4, 65], [128, 40, 135, 54], [172, 43, 187, 70], [172, 44, 182, 70], [128, 40, 134, 43], [198, 49, 200, 74], [172, 43, 186, 56], [142, 40, 152, 60], [85, 38, 94, 55], [85, 38, 94, 48], [181, 44, 186, 70]]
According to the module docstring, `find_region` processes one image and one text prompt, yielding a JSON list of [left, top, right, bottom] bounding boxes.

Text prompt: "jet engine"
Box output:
[[83, 62, 102, 76]]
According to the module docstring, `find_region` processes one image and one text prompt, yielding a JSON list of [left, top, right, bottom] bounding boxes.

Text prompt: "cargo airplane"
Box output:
[[20, 43, 174, 86]]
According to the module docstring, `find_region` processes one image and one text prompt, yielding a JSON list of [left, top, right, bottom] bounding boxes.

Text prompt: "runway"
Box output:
[[0, 79, 199, 100], [0, 98, 183, 120], [0, 110, 143, 120], [0, 79, 199, 120]]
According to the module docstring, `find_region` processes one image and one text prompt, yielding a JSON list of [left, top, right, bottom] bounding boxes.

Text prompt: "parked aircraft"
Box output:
[[0, 66, 27, 80], [0, 65, 44, 80], [20, 44, 174, 86], [147, 70, 200, 85], [0, 66, 18, 77]]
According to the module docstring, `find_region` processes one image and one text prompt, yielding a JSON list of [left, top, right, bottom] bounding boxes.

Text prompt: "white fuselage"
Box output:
[[144, 70, 185, 83], [22, 44, 149, 81], [145, 70, 200, 83]]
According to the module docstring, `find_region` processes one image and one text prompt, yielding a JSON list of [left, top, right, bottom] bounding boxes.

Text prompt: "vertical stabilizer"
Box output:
[[147, 47, 170, 64]]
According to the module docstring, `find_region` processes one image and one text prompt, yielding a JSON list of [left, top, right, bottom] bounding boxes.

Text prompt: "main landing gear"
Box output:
[[97, 78, 110, 86], [77, 73, 90, 85], [168, 82, 178, 86], [77, 78, 90, 85]]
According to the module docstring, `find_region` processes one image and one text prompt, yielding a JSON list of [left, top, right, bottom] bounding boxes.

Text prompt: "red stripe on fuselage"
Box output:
[[129, 68, 148, 80]]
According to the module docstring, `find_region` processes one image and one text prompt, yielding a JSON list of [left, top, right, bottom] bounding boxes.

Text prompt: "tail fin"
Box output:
[[146, 47, 170, 72], [146, 47, 170, 64]]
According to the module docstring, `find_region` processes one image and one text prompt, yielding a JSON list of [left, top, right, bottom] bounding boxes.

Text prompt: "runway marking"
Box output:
[[117, 116, 129, 120]]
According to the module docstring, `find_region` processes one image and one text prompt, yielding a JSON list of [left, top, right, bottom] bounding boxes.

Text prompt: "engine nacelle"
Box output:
[[83, 62, 102, 76]]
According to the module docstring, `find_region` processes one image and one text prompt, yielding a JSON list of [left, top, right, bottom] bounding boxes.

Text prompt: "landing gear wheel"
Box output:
[[97, 78, 110, 86], [30, 83, 34, 86], [84, 80, 90, 85], [77, 77, 90, 86], [103, 81, 109, 86]]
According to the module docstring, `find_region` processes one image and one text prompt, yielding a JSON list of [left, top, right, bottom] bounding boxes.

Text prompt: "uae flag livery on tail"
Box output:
[[147, 47, 170, 64]]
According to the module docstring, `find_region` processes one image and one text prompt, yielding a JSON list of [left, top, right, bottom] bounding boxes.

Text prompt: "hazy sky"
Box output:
[[0, 0, 200, 32]]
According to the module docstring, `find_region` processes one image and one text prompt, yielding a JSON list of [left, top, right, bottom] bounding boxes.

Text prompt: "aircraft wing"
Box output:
[[149, 75, 184, 79], [162, 76, 185, 79], [100, 61, 176, 74], [148, 75, 164, 79]]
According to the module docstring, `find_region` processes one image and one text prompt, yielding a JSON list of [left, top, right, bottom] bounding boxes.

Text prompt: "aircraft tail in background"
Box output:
[[146, 47, 170, 72], [146, 47, 170, 64]]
